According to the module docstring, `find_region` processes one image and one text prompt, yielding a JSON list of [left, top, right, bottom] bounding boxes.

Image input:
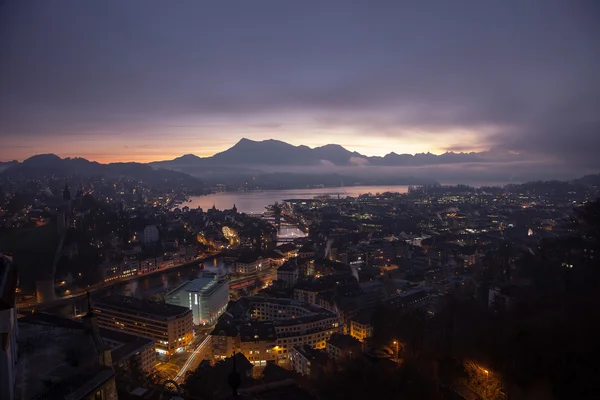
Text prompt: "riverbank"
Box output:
[[17, 252, 220, 311], [183, 185, 412, 214]]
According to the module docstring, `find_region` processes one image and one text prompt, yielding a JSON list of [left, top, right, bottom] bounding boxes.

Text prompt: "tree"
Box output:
[[575, 198, 600, 243]]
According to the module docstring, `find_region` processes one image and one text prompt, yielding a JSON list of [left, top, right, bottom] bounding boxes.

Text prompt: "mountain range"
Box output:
[[150, 138, 519, 170], [0, 154, 204, 190], [2, 139, 598, 188]]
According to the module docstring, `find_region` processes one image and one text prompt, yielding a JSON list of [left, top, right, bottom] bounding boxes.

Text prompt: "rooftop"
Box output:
[[17, 312, 155, 370], [327, 333, 362, 350], [293, 344, 329, 364], [95, 295, 191, 320], [16, 314, 115, 400], [276, 243, 297, 253], [239, 321, 277, 342], [167, 273, 225, 295], [278, 260, 299, 272]]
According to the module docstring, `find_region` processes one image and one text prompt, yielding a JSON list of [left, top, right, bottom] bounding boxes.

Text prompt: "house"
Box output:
[[350, 312, 374, 342], [297, 243, 315, 259], [290, 345, 329, 377], [235, 253, 265, 274], [276, 243, 298, 259], [277, 260, 299, 288], [326, 333, 363, 360]]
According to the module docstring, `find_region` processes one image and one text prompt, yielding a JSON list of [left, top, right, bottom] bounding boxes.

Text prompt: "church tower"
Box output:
[[63, 182, 72, 215], [58, 183, 72, 233]]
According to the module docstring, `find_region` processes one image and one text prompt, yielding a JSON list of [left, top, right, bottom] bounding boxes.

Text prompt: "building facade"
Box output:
[[100, 327, 156, 375], [277, 261, 299, 288], [290, 344, 329, 377], [211, 297, 341, 367], [143, 225, 159, 244], [94, 295, 193, 355], [326, 333, 363, 360], [235, 254, 265, 274], [350, 318, 373, 342], [166, 273, 229, 326]]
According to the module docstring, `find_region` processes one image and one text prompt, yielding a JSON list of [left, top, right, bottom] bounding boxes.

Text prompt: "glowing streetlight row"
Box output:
[[175, 335, 211, 382]]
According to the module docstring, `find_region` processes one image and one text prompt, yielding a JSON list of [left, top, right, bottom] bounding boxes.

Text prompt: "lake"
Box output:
[[184, 185, 410, 214]]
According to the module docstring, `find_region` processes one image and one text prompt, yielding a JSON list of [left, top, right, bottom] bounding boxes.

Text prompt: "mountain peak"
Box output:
[[177, 153, 201, 160], [316, 144, 344, 150], [22, 154, 63, 165]]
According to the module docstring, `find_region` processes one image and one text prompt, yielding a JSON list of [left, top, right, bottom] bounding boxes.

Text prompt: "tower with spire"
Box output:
[[58, 182, 72, 233]]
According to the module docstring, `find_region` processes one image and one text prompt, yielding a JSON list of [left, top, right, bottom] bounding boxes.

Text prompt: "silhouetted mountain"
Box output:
[[0, 160, 18, 172], [150, 138, 521, 171], [573, 173, 600, 187], [1, 155, 204, 189]]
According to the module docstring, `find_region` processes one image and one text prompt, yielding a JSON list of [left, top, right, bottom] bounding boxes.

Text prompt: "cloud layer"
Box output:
[[0, 1, 599, 177]]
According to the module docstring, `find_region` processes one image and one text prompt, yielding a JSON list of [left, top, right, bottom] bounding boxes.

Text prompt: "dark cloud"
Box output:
[[0, 0, 599, 174]]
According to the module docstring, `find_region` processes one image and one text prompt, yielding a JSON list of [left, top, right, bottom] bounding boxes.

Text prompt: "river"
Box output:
[[100, 257, 229, 299], [183, 185, 410, 214]]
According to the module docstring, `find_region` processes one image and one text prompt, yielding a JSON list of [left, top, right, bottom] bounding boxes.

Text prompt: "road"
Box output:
[[174, 334, 212, 383]]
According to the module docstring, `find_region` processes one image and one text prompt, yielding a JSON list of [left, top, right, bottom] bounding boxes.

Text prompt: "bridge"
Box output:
[[277, 237, 300, 243]]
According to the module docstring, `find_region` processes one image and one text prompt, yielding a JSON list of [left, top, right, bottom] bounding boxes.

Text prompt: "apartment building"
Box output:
[[94, 295, 193, 355]]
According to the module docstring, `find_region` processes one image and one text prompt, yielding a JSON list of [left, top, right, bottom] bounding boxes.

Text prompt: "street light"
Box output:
[[484, 369, 489, 399], [392, 340, 399, 364]]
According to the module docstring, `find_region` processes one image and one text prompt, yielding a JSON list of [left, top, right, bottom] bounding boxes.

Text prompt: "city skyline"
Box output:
[[1, 1, 599, 172]]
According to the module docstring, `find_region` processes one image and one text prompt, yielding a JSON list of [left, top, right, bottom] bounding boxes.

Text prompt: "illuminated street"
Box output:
[[174, 335, 212, 383]]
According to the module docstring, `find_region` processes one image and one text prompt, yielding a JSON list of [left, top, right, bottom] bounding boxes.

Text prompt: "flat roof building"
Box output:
[[94, 295, 193, 356], [15, 312, 117, 400], [166, 273, 229, 326]]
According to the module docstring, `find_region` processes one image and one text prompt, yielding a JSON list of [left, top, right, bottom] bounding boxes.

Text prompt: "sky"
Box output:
[[1, 1, 599, 174]]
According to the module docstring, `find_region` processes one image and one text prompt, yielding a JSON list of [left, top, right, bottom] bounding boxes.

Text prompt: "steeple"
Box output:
[[63, 182, 71, 201]]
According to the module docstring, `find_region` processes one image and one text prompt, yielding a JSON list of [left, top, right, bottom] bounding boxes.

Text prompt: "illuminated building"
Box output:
[[211, 297, 341, 367], [275, 243, 298, 259], [349, 312, 374, 342], [166, 273, 229, 326], [100, 262, 138, 282], [94, 295, 193, 355], [235, 253, 265, 274], [222, 226, 240, 246]]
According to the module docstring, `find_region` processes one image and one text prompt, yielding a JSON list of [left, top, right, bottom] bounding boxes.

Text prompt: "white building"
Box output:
[[143, 225, 159, 244], [0, 253, 18, 400], [235, 254, 264, 274], [166, 273, 229, 326]]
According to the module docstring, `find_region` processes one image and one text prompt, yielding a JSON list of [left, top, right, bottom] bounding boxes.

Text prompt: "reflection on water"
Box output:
[[184, 185, 410, 214], [99, 257, 227, 299]]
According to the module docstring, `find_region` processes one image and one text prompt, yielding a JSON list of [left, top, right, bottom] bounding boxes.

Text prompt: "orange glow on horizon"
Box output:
[[1, 126, 490, 163]]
